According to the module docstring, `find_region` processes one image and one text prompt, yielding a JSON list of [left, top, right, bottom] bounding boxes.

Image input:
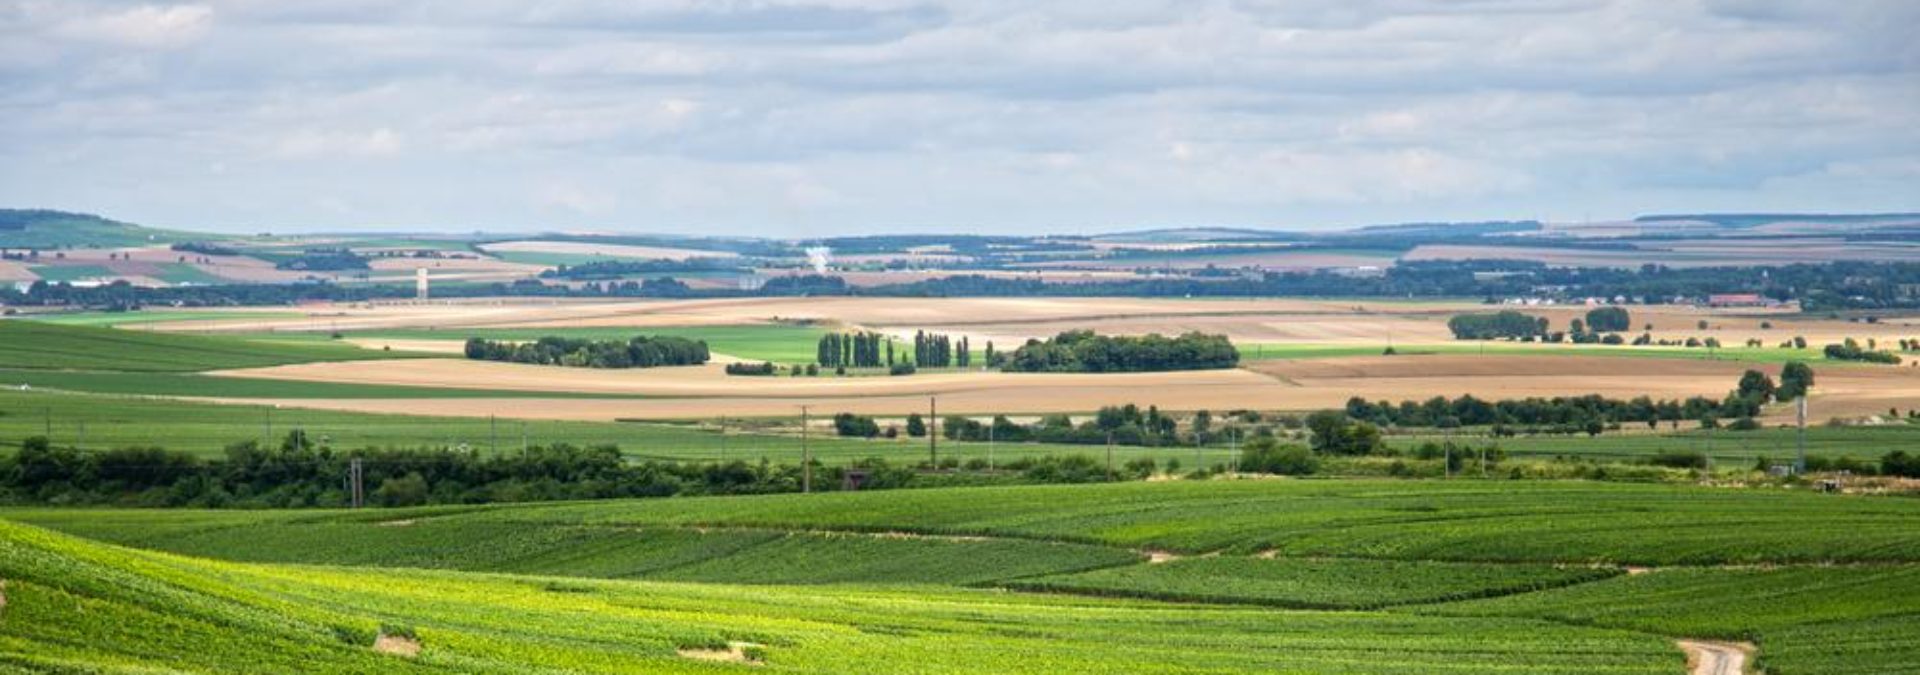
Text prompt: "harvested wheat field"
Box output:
[[205, 352, 1916, 421]]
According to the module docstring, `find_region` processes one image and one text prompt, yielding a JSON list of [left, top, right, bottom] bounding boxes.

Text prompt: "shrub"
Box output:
[[1648, 451, 1708, 470], [1239, 438, 1317, 475]]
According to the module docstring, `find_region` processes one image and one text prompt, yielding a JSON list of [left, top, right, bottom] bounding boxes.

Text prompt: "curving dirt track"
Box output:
[[1677, 640, 1751, 675]]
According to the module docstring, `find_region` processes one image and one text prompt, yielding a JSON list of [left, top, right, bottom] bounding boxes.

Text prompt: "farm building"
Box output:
[[1705, 293, 1774, 307]]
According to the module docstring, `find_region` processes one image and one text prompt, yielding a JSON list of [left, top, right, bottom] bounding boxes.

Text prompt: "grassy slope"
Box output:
[[0, 211, 205, 248], [0, 518, 1678, 674], [0, 321, 421, 372], [11, 479, 1919, 672]]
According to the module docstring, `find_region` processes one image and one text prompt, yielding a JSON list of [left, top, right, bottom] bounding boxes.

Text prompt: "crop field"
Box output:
[[15, 310, 303, 327], [348, 324, 831, 364], [0, 389, 1135, 464], [7, 479, 1917, 673], [0, 518, 1690, 674], [0, 321, 420, 372], [1008, 557, 1620, 609]]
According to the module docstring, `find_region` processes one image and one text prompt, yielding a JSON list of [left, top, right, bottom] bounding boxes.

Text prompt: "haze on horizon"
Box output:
[[2, 1, 1916, 238]]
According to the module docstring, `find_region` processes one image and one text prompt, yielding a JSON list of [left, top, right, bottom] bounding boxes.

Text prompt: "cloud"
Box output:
[[54, 4, 214, 49], [0, 1, 1914, 233]]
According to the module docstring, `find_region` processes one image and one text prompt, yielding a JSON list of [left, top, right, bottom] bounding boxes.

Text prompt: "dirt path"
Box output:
[[1677, 640, 1751, 675]]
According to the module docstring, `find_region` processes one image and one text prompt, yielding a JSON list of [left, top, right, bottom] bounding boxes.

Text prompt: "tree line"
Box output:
[[464, 336, 709, 369], [0, 432, 1151, 508], [999, 330, 1239, 373], [9, 261, 1917, 311], [1341, 365, 1810, 431]]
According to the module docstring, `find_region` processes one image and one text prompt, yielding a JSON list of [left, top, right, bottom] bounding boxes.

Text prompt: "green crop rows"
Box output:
[[0, 321, 420, 372], [0, 518, 1684, 673], [8, 478, 1919, 672], [1010, 557, 1620, 609]]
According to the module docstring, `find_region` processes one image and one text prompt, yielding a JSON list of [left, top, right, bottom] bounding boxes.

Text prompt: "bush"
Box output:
[[833, 413, 880, 438], [1882, 451, 1920, 478], [1727, 417, 1761, 431], [1238, 438, 1317, 475], [725, 362, 777, 376], [889, 362, 918, 376]]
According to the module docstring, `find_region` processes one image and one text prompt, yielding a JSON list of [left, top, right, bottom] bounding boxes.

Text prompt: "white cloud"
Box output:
[[55, 4, 213, 49], [1, 1, 1914, 233]]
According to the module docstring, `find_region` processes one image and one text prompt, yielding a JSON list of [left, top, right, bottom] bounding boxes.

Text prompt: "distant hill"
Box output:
[[1634, 213, 1920, 229], [1092, 227, 1298, 243], [0, 209, 210, 248]]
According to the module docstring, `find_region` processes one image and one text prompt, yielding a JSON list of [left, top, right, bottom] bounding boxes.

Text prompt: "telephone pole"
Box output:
[[800, 406, 812, 493], [928, 396, 938, 468], [1795, 396, 1808, 474], [1106, 432, 1115, 481], [349, 458, 364, 508]]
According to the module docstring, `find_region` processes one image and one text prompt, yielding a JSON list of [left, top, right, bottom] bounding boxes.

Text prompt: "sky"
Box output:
[[2, 1, 1916, 237]]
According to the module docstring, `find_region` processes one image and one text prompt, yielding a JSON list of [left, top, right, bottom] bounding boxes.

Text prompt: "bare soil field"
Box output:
[[207, 352, 1917, 422], [0, 260, 34, 282], [145, 296, 1918, 351], [1407, 239, 1920, 268], [479, 240, 738, 261]]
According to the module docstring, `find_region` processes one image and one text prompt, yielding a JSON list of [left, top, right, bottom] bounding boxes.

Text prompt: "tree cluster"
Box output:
[[464, 335, 710, 369], [818, 332, 891, 368], [999, 330, 1239, 373], [1447, 311, 1548, 340], [273, 248, 370, 271], [1823, 338, 1902, 364], [913, 330, 967, 368]]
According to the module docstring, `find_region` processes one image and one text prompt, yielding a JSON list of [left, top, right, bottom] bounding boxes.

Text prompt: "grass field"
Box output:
[[349, 325, 831, 364], [0, 321, 420, 372], [8, 479, 1917, 673], [24, 264, 114, 282]]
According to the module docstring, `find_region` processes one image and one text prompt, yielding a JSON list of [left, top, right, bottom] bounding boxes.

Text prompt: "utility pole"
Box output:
[[720, 417, 728, 463], [1795, 396, 1808, 474], [490, 415, 498, 455], [987, 419, 995, 472], [928, 396, 938, 468], [349, 458, 364, 508], [265, 406, 273, 446], [800, 406, 812, 493], [1230, 428, 1239, 474], [521, 420, 529, 456], [1106, 432, 1115, 481]]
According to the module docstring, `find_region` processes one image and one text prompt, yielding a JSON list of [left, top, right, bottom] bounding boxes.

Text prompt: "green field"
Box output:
[[1394, 424, 1920, 464], [7, 479, 1917, 672], [153, 262, 230, 285], [24, 264, 115, 282], [0, 321, 420, 372], [0, 389, 1136, 464], [350, 324, 832, 364]]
